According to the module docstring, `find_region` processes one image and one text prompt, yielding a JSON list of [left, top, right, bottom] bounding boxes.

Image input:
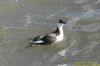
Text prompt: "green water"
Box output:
[[0, 0, 100, 66]]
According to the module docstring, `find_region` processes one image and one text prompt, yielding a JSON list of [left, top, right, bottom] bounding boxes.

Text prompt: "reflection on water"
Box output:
[[0, 0, 100, 66]]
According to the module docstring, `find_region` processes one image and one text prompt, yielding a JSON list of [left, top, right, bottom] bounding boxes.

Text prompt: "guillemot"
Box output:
[[26, 19, 66, 48]]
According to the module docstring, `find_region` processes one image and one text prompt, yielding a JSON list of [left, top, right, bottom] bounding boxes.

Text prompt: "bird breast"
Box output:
[[56, 34, 63, 42]]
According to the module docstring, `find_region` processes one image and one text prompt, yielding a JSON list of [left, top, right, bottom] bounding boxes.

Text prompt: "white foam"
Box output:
[[58, 40, 76, 56]]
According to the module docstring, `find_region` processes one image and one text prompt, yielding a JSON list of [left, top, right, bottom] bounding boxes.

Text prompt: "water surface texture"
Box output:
[[0, 0, 100, 66]]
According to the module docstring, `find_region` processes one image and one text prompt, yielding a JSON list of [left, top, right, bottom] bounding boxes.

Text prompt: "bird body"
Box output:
[[26, 19, 66, 48]]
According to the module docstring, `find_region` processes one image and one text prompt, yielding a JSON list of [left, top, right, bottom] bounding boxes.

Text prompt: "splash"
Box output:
[[58, 40, 77, 57]]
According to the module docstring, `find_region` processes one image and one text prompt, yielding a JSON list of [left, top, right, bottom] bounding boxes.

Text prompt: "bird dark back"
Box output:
[[42, 35, 56, 44]]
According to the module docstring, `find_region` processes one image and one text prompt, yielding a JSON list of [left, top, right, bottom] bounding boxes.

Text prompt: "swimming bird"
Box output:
[[26, 19, 66, 48]]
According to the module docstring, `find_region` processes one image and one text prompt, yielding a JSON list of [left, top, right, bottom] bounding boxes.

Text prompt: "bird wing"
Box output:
[[42, 34, 56, 44], [32, 34, 47, 44], [33, 33, 56, 44], [33, 34, 46, 41]]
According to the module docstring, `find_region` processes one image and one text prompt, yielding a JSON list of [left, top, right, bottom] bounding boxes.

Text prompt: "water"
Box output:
[[0, 0, 100, 66]]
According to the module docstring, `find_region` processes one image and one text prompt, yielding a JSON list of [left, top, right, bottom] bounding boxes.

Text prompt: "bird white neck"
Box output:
[[55, 23, 64, 42], [57, 23, 64, 36]]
